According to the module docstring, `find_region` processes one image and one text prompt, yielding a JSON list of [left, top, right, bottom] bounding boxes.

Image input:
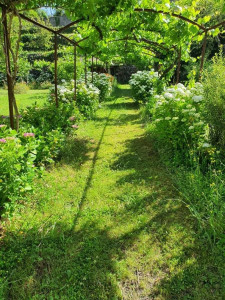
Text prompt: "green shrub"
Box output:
[[129, 70, 163, 104], [76, 82, 100, 118], [14, 82, 30, 94], [149, 83, 208, 164], [21, 100, 80, 134], [92, 72, 112, 102], [0, 127, 37, 217], [29, 81, 52, 90], [203, 54, 225, 152], [49, 80, 100, 119]]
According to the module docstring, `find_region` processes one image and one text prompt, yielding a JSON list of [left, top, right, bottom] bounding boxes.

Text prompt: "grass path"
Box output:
[[1, 85, 223, 299]]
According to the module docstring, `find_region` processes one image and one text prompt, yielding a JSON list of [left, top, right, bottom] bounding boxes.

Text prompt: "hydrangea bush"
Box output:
[[149, 83, 210, 162], [50, 80, 100, 118], [0, 126, 37, 217], [76, 82, 100, 118], [129, 70, 163, 104], [92, 72, 113, 102]]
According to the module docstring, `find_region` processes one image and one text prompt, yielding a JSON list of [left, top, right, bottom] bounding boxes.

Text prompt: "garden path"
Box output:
[[2, 85, 217, 299]]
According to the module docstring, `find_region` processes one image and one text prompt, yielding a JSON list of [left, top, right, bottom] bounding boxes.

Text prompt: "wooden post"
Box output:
[[199, 31, 208, 79], [2, 7, 14, 129], [54, 33, 58, 107], [85, 53, 87, 85], [74, 45, 77, 101], [176, 47, 181, 84], [91, 55, 94, 83]]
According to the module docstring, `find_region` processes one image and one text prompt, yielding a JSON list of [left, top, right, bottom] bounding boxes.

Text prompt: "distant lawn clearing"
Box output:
[[0, 89, 48, 115]]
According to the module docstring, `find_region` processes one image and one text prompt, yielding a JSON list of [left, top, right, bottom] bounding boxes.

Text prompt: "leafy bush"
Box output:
[[49, 80, 100, 119], [149, 83, 209, 163], [29, 81, 52, 90], [203, 54, 225, 151], [14, 82, 30, 94], [22, 100, 80, 134], [76, 82, 100, 118], [129, 70, 163, 104], [92, 72, 112, 102], [0, 127, 37, 217], [0, 98, 82, 216]]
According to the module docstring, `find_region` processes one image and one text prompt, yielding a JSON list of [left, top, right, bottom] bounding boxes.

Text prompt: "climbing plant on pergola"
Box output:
[[1, 0, 225, 129]]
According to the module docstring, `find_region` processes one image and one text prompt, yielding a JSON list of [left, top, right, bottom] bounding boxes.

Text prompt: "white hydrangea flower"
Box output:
[[166, 88, 175, 93], [172, 117, 179, 120], [202, 143, 211, 148], [165, 117, 171, 120], [192, 95, 203, 102], [176, 88, 186, 95], [189, 126, 194, 130], [164, 92, 173, 99], [177, 83, 185, 89]]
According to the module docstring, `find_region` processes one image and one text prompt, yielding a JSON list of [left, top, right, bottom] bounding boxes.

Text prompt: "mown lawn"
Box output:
[[0, 85, 224, 299], [0, 89, 48, 115]]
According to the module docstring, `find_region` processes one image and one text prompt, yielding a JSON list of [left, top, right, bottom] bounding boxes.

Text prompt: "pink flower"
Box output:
[[72, 124, 79, 129], [23, 133, 35, 137], [6, 137, 15, 140], [69, 116, 76, 121], [0, 125, 6, 128], [0, 138, 6, 143]]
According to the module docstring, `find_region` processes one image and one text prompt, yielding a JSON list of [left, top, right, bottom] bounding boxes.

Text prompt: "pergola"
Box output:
[[1, 1, 225, 129]]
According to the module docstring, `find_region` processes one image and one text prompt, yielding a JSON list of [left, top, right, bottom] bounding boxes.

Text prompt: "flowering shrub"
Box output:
[[0, 99, 82, 216], [0, 126, 37, 217], [76, 82, 99, 118], [21, 101, 80, 134], [92, 72, 112, 102], [149, 83, 209, 162], [49, 80, 100, 118], [129, 70, 163, 104]]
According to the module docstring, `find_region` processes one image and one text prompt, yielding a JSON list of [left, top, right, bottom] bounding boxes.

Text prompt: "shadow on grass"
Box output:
[[59, 136, 91, 169], [107, 101, 138, 111], [1, 187, 223, 299], [110, 85, 132, 99]]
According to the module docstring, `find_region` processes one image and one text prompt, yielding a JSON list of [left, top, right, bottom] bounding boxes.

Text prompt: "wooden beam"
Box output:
[[74, 45, 77, 101], [85, 53, 87, 85], [54, 33, 58, 107], [2, 6, 14, 129], [134, 8, 206, 31], [91, 56, 94, 83], [56, 18, 84, 33]]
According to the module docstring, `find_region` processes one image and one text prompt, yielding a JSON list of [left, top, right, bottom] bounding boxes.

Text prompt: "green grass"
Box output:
[[0, 85, 224, 299], [0, 89, 48, 115]]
